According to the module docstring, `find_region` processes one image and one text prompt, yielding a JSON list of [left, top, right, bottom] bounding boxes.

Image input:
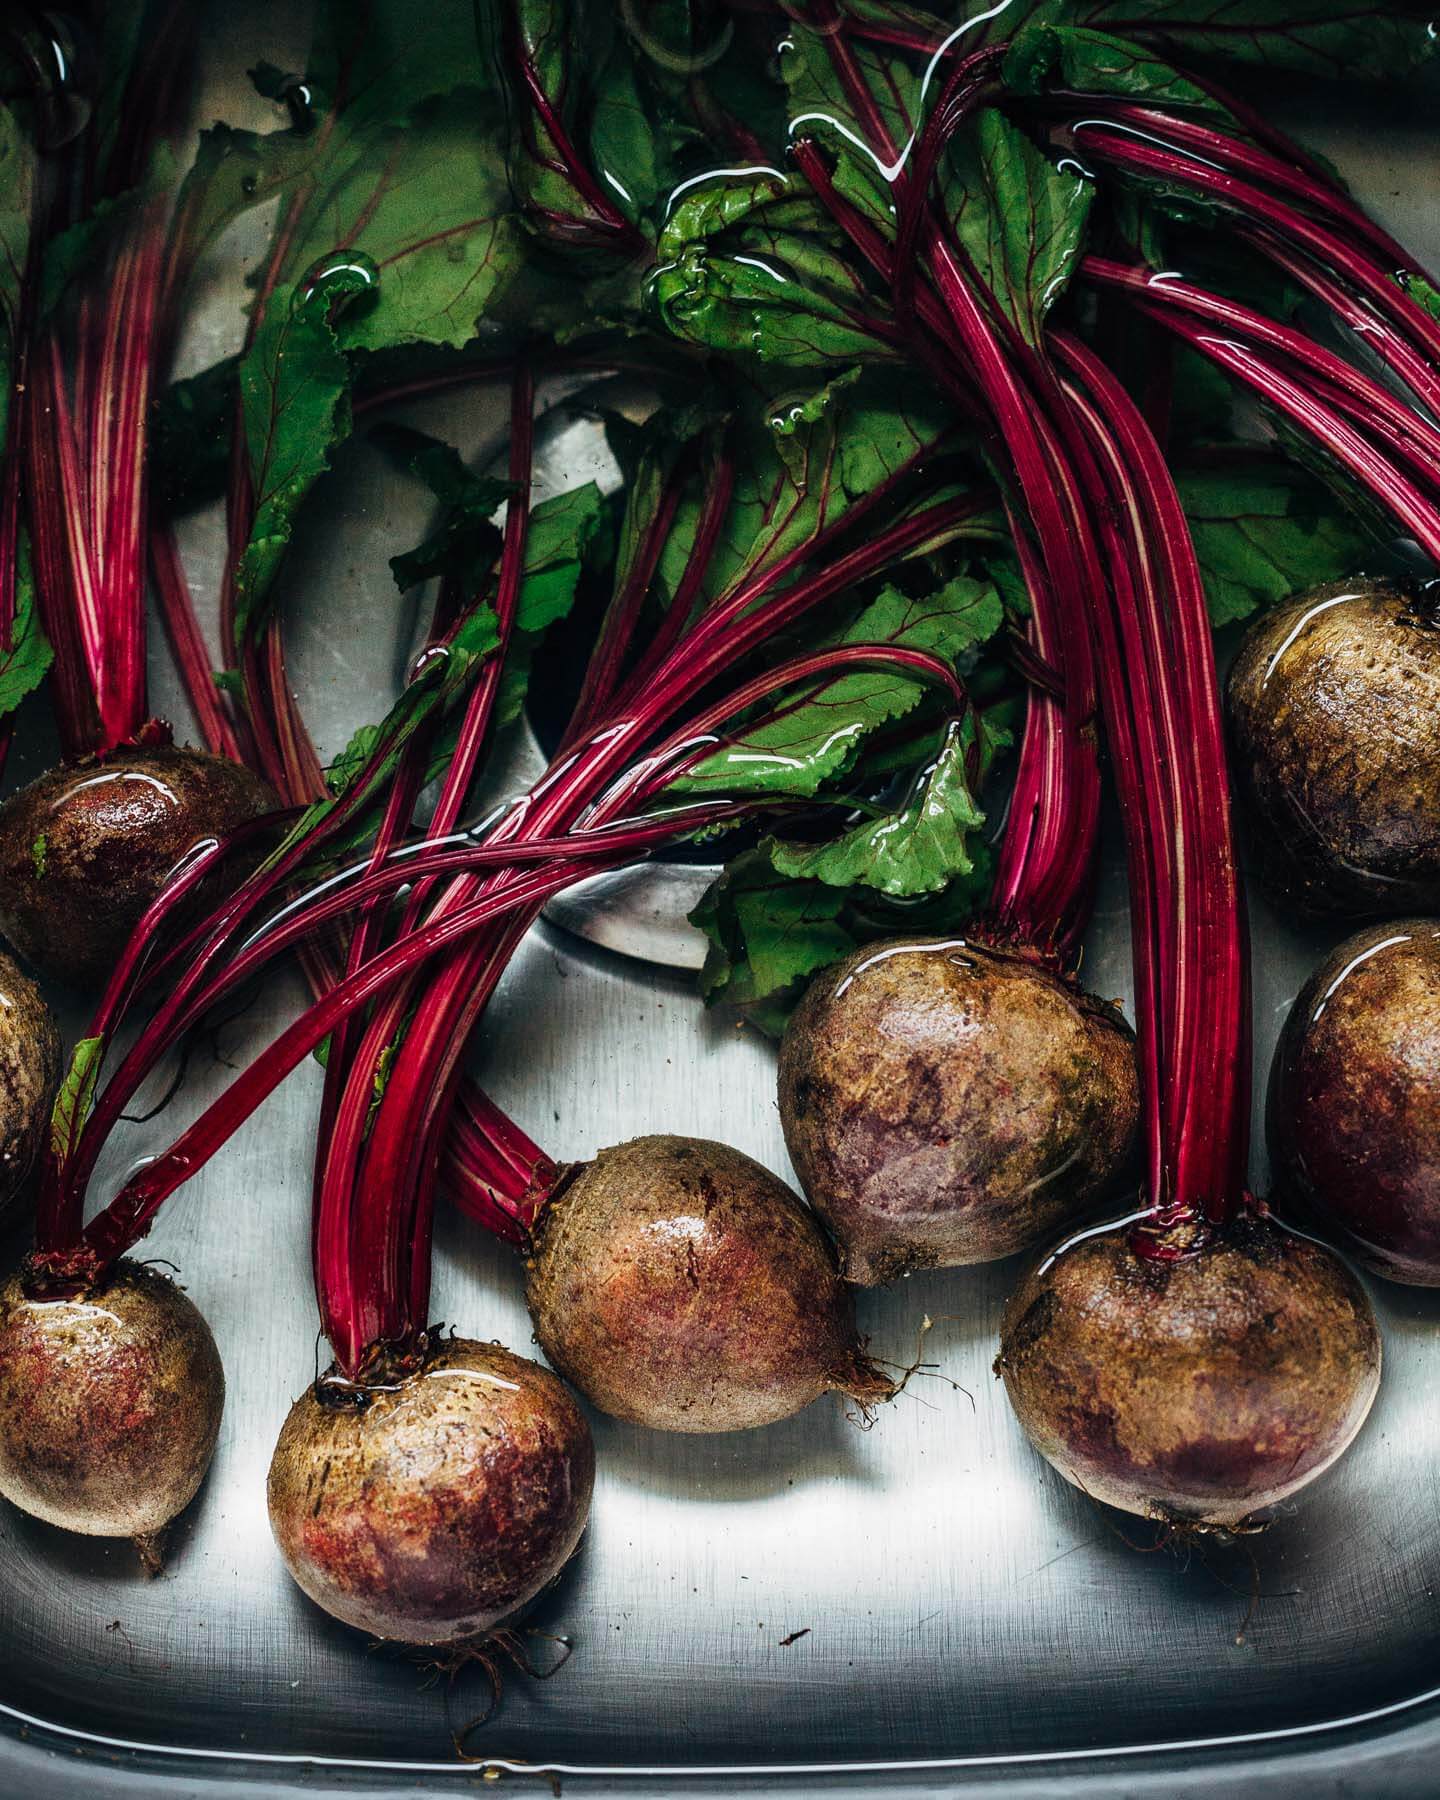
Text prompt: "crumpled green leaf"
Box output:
[[382, 426, 608, 735], [765, 711, 1003, 900], [653, 175, 891, 369]]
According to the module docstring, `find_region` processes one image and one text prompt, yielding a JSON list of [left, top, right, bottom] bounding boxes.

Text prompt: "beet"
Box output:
[[1269, 919, 1440, 1285], [0, 745, 275, 989], [267, 1338, 594, 1646], [1226, 580, 1440, 918], [997, 1215, 1381, 1527], [777, 938, 1139, 1284], [0, 1258, 224, 1545], [0, 950, 62, 1226], [525, 1134, 892, 1432]]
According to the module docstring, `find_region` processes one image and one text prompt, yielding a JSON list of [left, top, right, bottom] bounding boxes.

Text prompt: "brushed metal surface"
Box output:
[[1, 8, 1439, 1790]]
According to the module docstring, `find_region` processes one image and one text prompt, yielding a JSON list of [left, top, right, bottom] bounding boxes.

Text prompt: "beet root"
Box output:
[[997, 1214, 1381, 1527], [0, 950, 61, 1227], [0, 1258, 224, 1541], [267, 1339, 594, 1646], [1270, 919, 1440, 1285], [1226, 580, 1440, 918], [0, 745, 275, 989], [777, 938, 1139, 1284], [525, 1134, 893, 1433]]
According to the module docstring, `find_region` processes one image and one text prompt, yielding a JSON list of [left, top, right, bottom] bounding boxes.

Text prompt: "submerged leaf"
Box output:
[[1177, 457, 1380, 625]]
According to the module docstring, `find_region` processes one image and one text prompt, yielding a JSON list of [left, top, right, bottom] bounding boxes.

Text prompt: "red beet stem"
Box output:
[[1056, 332, 1250, 1232], [791, 46, 1103, 963], [311, 364, 536, 1348], [1069, 121, 1440, 418]]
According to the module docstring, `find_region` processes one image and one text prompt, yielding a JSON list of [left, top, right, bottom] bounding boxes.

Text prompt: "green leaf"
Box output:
[[766, 712, 1003, 899], [1177, 456, 1379, 626], [1004, 24, 1226, 111], [513, 482, 609, 636], [50, 1036, 104, 1164], [232, 279, 358, 638], [1078, 1, 1438, 81], [376, 423, 512, 595], [491, 0, 659, 253], [380, 430, 607, 745], [281, 90, 524, 357], [673, 575, 1003, 798], [152, 355, 239, 516], [653, 175, 891, 369], [0, 537, 53, 719], [1406, 274, 1440, 324], [780, 25, 915, 229], [689, 849, 860, 1033], [494, 482, 610, 730], [217, 0, 530, 639], [942, 108, 1094, 348], [656, 373, 955, 614]]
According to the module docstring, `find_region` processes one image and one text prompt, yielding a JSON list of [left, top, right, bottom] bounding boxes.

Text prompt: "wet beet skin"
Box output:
[[0, 1259, 224, 1539], [267, 1339, 595, 1646], [778, 938, 1139, 1284], [0, 949, 61, 1227], [997, 1215, 1381, 1527], [0, 745, 275, 989], [1226, 580, 1440, 918], [526, 1135, 893, 1432], [1270, 920, 1440, 1285]]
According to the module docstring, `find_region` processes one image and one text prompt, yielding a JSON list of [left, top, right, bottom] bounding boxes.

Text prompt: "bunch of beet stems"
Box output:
[[781, 16, 1106, 970], [291, 23, 1118, 1369], [140, 14, 1118, 1355], [1050, 97, 1440, 553], [786, 13, 1250, 1234], [17, 1, 248, 767], [303, 424, 987, 1376], [29, 391, 983, 1352], [1061, 328, 1251, 1241]]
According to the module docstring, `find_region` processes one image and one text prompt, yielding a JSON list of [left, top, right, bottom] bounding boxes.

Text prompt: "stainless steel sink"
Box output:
[[2, 5, 1438, 1793]]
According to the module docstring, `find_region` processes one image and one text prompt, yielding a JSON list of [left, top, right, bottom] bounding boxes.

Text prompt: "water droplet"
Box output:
[[4, 7, 95, 148], [407, 644, 449, 685], [296, 251, 381, 313], [276, 74, 317, 136]]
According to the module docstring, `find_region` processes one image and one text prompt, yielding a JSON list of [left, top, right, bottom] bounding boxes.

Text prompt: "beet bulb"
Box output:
[[0, 949, 61, 1226], [0, 745, 274, 989], [0, 1258, 224, 1551], [778, 938, 1139, 1284], [267, 1338, 594, 1646], [525, 1134, 892, 1432], [1270, 919, 1440, 1285], [1226, 580, 1440, 918], [996, 1215, 1381, 1527]]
